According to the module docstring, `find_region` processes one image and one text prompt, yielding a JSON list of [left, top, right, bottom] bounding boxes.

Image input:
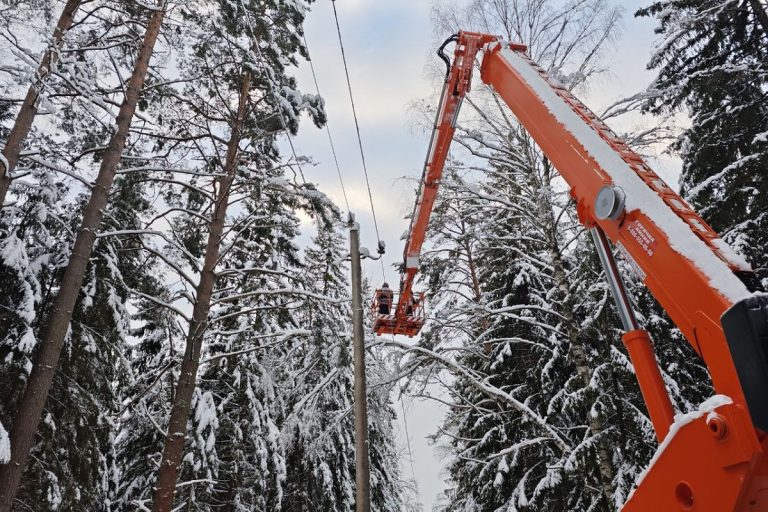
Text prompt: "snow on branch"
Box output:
[[375, 338, 572, 452], [128, 288, 191, 322], [26, 155, 92, 187], [201, 330, 311, 364], [96, 229, 200, 269], [212, 287, 345, 306]]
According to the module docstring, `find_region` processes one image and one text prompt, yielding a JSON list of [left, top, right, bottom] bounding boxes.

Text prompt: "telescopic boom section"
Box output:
[[391, 30, 768, 510], [374, 33, 496, 337]]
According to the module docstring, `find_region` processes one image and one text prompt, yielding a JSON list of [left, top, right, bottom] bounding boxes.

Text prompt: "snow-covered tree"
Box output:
[[388, 1, 715, 510], [102, 1, 393, 510], [0, 1, 169, 508], [282, 228, 404, 512], [637, 0, 768, 286], [0, 0, 82, 206]]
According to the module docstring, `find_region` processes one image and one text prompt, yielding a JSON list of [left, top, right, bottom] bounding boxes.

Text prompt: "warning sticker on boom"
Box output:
[[627, 219, 657, 257], [616, 242, 646, 281]]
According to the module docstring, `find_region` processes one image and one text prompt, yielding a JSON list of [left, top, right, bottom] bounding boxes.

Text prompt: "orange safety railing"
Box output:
[[371, 290, 426, 337]]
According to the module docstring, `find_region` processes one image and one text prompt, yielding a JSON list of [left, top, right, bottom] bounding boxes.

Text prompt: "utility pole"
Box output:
[[349, 216, 371, 512]]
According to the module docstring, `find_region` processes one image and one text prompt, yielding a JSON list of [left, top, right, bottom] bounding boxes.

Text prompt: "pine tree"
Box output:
[[0, 2, 168, 507], [0, 1, 173, 507], [0, 0, 408, 509], [94, 0, 328, 508], [0, 0, 82, 206]]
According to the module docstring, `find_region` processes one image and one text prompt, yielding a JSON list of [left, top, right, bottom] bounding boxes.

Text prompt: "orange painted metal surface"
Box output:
[[479, 42, 754, 402], [622, 401, 764, 511], [387, 30, 768, 510], [371, 289, 425, 337], [374, 32, 496, 337], [622, 329, 676, 442]]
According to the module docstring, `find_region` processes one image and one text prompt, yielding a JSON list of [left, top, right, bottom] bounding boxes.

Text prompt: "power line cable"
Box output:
[[236, 0, 320, 224], [302, 32, 351, 215], [240, 0, 385, 284], [400, 395, 418, 484], [330, 0, 387, 280]]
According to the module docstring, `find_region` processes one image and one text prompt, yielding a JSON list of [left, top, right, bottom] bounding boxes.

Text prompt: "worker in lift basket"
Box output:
[[406, 295, 419, 317], [378, 283, 394, 315]]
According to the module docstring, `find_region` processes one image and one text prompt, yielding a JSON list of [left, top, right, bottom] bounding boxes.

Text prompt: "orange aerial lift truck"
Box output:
[[373, 32, 768, 510]]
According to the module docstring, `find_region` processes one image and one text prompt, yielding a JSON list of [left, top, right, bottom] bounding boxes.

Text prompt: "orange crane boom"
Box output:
[[381, 31, 768, 510], [373, 33, 497, 337]]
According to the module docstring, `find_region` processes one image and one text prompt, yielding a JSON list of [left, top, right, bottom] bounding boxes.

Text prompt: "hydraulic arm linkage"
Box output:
[[401, 31, 768, 510], [375, 33, 499, 337]]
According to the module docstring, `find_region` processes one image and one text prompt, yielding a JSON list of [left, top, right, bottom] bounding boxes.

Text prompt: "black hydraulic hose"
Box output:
[[437, 34, 459, 79]]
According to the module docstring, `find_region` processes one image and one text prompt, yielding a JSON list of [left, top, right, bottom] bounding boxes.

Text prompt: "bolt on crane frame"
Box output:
[[377, 31, 768, 510]]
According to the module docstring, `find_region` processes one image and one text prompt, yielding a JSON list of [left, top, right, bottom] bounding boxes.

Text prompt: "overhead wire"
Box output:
[[330, 0, 387, 280], [236, 0, 322, 226], [321, 5, 419, 483], [324, 7, 436, 490], [400, 397, 418, 485], [302, 32, 351, 215], [306, 14, 409, 489], [240, 0, 388, 287]]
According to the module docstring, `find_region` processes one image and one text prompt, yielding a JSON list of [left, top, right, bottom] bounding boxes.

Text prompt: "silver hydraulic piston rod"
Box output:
[[590, 226, 639, 332]]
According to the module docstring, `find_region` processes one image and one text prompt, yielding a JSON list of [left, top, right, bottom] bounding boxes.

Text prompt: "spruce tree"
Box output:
[[282, 229, 358, 512], [280, 226, 404, 512], [637, 0, 768, 285]]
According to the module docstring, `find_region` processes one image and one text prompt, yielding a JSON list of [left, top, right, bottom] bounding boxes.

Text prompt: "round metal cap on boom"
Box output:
[[595, 185, 626, 221]]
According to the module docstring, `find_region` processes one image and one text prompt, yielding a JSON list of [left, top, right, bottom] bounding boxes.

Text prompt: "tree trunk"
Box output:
[[539, 158, 615, 508], [0, 5, 166, 510], [0, 0, 82, 207], [459, 220, 492, 354], [550, 246, 616, 507], [151, 71, 251, 512]]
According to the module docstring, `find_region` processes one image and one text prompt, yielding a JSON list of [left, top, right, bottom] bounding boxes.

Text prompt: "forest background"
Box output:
[[1, 0, 766, 510]]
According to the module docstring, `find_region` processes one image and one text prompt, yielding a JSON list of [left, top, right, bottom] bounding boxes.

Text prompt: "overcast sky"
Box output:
[[289, 1, 677, 509]]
